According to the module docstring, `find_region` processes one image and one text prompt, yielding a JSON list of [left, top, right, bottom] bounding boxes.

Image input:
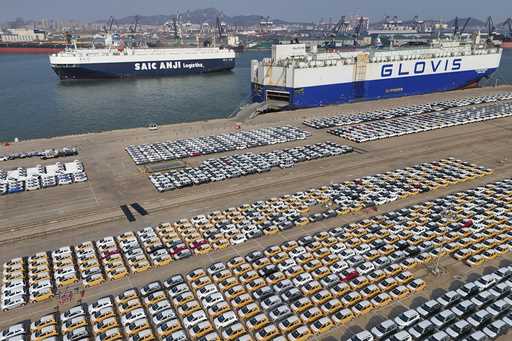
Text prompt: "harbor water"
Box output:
[[0, 49, 511, 141]]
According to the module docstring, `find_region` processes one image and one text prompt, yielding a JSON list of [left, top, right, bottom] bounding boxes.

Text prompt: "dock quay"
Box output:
[[1, 85, 511, 340]]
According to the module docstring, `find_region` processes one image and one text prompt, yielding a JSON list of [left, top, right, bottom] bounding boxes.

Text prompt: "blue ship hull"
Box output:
[[52, 58, 235, 80], [251, 68, 497, 109]]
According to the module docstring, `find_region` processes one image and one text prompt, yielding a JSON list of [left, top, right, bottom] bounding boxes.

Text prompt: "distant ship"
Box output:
[[501, 37, 512, 49], [49, 43, 236, 80], [0, 41, 67, 54], [251, 33, 502, 109]]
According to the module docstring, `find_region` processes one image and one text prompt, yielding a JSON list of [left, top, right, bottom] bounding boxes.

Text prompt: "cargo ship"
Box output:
[[502, 38, 512, 49], [49, 45, 236, 80], [251, 34, 502, 109], [0, 41, 68, 54]]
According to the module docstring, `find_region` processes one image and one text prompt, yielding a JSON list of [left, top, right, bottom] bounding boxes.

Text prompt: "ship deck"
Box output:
[[1, 85, 512, 338]]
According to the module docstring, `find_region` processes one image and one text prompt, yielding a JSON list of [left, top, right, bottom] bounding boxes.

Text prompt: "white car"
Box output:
[[230, 234, 247, 245], [88, 297, 113, 315], [183, 310, 207, 329], [1, 295, 25, 311], [0, 323, 25, 340], [121, 308, 145, 326], [214, 311, 237, 330], [60, 305, 85, 323], [394, 309, 420, 328]]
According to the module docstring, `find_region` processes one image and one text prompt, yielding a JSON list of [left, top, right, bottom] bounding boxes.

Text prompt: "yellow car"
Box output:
[[300, 307, 324, 324], [291, 297, 314, 314], [32, 326, 58, 341], [407, 278, 426, 293], [189, 321, 214, 340], [349, 276, 370, 291], [177, 300, 201, 317], [301, 280, 322, 296], [226, 256, 245, 269], [232, 293, 254, 309], [245, 278, 267, 292], [311, 289, 333, 306], [221, 322, 246, 341], [212, 270, 232, 284], [330, 282, 351, 298], [263, 225, 279, 235], [191, 276, 212, 290], [218, 277, 240, 292], [247, 313, 270, 332], [93, 317, 118, 335], [266, 271, 286, 285], [108, 268, 128, 281], [255, 324, 280, 341], [208, 302, 230, 318], [62, 317, 87, 334], [371, 292, 393, 308], [331, 308, 355, 325], [310, 316, 334, 334], [389, 285, 411, 301], [131, 261, 151, 273], [238, 302, 260, 320], [286, 325, 312, 341], [361, 284, 380, 300], [30, 288, 54, 303], [466, 254, 485, 267], [341, 291, 362, 307], [351, 300, 374, 316], [320, 298, 343, 315], [233, 263, 253, 277], [278, 315, 302, 334]]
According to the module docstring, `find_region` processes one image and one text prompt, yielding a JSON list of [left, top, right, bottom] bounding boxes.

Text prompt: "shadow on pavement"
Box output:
[[430, 287, 446, 299], [339, 325, 364, 341], [448, 279, 464, 291], [482, 265, 498, 275], [499, 259, 512, 267], [410, 295, 428, 308], [366, 314, 386, 329]]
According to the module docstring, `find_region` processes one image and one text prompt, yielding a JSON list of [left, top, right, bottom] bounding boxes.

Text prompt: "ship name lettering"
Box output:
[[381, 58, 463, 77]]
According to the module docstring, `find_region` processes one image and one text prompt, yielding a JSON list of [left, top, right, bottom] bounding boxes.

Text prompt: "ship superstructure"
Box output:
[[251, 34, 502, 108]]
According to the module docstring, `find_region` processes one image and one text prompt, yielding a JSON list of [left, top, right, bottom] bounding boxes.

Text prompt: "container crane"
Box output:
[[323, 16, 348, 49], [353, 16, 366, 47]]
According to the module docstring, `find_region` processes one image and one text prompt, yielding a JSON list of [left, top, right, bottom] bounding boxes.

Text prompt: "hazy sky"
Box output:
[[2, 0, 512, 22]]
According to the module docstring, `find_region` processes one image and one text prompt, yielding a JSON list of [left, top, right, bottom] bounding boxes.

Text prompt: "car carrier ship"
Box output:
[[49, 44, 236, 80], [250, 33, 502, 109]]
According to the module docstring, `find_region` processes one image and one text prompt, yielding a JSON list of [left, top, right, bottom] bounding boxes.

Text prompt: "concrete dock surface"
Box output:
[[1, 85, 512, 339]]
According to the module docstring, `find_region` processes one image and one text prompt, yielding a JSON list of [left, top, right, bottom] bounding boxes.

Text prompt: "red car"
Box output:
[[190, 239, 208, 249], [462, 219, 473, 228], [101, 249, 120, 259], [341, 270, 359, 282], [170, 245, 188, 256]]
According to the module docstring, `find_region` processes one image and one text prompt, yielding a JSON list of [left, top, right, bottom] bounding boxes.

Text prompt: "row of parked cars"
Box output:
[[149, 142, 353, 192], [0, 160, 88, 195], [0, 219, 424, 341], [1, 174, 511, 340], [126, 126, 311, 165], [349, 266, 512, 341], [0, 147, 78, 162], [303, 92, 512, 129], [0, 158, 491, 311], [328, 102, 512, 143]]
